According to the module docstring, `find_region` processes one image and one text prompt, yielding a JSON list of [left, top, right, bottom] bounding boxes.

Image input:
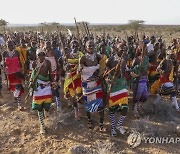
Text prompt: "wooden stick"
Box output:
[[57, 26, 79, 100], [106, 51, 125, 106], [82, 22, 90, 39], [74, 18, 81, 44], [85, 22, 91, 38], [25, 61, 44, 103]]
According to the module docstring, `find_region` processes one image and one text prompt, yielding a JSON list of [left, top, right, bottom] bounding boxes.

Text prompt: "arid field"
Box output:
[[0, 24, 180, 154]]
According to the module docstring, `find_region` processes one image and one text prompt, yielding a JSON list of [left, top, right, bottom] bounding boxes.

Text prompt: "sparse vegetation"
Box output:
[[0, 22, 180, 154]]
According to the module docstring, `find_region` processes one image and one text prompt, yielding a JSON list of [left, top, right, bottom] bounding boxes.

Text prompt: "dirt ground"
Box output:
[[0, 77, 180, 154]]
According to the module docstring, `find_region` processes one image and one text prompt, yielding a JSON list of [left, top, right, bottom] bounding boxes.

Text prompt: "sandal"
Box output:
[[78, 108, 83, 118], [18, 105, 24, 111], [87, 120, 93, 129], [75, 108, 80, 120], [137, 104, 144, 115], [99, 124, 107, 132], [134, 104, 141, 118], [116, 126, 126, 135], [111, 129, 117, 137], [134, 110, 140, 118], [40, 127, 46, 134]]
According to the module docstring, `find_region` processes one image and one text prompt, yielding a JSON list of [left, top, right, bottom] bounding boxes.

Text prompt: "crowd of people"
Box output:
[[0, 30, 179, 136]]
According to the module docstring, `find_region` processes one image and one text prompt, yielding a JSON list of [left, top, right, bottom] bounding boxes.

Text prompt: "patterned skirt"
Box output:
[[109, 77, 128, 113], [7, 72, 24, 97], [160, 82, 176, 96], [32, 80, 52, 111], [82, 79, 104, 112], [132, 76, 149, 103]]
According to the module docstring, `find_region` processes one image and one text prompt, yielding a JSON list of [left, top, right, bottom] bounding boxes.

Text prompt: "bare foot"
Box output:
[[75, 112, 80, 120], [18, 106, 24, 111], [40, 127, 46, 134]]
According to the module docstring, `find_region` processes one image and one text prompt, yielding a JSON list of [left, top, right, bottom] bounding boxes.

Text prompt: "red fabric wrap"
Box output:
[[160, 73, 170, 84], [5, 57, 21, 74]]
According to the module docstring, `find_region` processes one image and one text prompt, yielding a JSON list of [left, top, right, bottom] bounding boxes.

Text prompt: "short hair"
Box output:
[[86, 40, 94, 47]]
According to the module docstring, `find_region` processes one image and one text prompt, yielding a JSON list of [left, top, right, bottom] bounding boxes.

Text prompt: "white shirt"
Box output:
[[147, 43, 154, 52], [0, 36, 5, 46]]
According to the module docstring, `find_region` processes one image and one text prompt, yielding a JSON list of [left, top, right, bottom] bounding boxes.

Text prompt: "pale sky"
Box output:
[[0, 0, 180, 25]]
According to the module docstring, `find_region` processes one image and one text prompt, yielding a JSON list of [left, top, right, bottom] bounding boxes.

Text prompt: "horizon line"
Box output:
[[7, 23, 180, 27]]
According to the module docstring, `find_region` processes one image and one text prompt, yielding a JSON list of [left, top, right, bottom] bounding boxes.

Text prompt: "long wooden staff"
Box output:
[[125, 31, 132, 90], [1, 54, 9, 89], [175, 44, 179, 92], [82, 22, 90, 39], [85, 22, 91, 38], [103, 66, 116, 78], [134, 42, 146, 98], [57, 27, 79, 100], [83, 22, 91, 39], [106, 51, 125, 106], [25, 61, 44, 103], [1, 64, 9, 89], [74, 18, 83, 51]]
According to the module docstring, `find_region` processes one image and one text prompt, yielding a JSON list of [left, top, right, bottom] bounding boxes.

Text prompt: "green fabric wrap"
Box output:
[[30, 69, 50, 91], [109, 76, 128, 93]]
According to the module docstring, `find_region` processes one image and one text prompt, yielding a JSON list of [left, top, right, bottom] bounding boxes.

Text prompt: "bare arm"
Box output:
[[47, 60, 54, 82], [78, 55, 86, 72]]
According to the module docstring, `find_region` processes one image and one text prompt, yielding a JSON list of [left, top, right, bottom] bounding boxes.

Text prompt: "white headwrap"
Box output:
[[36, 48, 45, 55]]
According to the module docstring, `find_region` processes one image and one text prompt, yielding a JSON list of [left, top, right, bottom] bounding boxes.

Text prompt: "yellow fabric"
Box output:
[[127, 60, 133, 67], [69, 87, 82, 97], [148, 70, 159, 76], [99, 55, 107, 75], [150, 67, 174, 94], [64, 74, 80, 93], [109, 97, 128, 107], [33, 98, 52, 105], [169, 67, 174, 81], [16, 47, 27, 73], [70, 65, 78, 72], [174, 49, 178, 54], [150, 79, 161, 94], [157, 58, 162, 63], [67, 59, 79, 64], [63, 51, 83, 96], [79, 51, 84, 58]]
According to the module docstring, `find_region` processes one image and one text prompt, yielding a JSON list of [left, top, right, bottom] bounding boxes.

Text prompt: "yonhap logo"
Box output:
[[127, 131, 142, 148], [144, 137, 180, 144], [127, 132, 180, 148]]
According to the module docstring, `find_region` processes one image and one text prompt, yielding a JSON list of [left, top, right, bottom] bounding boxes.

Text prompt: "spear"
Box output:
[[85, 22, 91, 38], [83, 21, 91, 39], [105, 50, 126, 107], [57, 26, 79, 101], [1, 63, 9, 89], [82, 22, 88, 37], [133, 42, 146, 99], [25, 61, 44, 103], [175, 44, 179, 92], [74, 18, 83, 51], [125, 31, 132, 90]]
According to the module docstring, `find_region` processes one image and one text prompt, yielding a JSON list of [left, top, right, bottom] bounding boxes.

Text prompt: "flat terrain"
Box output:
[[0, 24, 180, 153], [0, 78, 180, 154]]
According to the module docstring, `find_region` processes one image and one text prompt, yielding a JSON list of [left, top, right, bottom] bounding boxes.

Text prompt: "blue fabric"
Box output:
[[160, 83, 176, 97], [82, 81, 88, 88], [132, 76, 149, 103], [83, 85, 102, 94], [53, 48, 62, 59], [85, 98, 103, 112]]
